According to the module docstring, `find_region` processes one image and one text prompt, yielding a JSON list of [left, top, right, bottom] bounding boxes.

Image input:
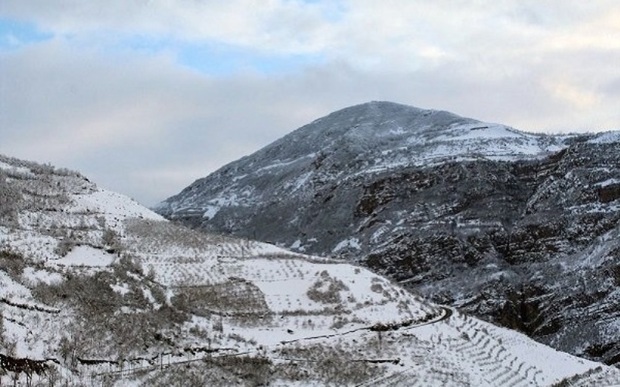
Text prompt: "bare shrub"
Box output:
[[149, 284, 167, 305], [32, 271, 121, 316], [209, 354, 272, 386], [370, 283, 384, 293], [307, 271, 349, 304], [330, 316, 350, 329], [102, 229, 121, 251], [276, 344, 384, 385], [114, 254, 144, 277], [0, 173, 21, 224], [171, 277, 270, 323], [143, 359, 250, 387], [0, 249, 26, 279], [123, 283, 151, 310], [0, 310, 5, 349], [54, 237, 75, 257]]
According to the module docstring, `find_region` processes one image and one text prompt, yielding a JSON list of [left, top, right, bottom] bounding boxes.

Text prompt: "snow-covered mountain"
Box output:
[[2, 156, 619, 385], [155, 101, 569, 228], [155, 101, 620, 367]]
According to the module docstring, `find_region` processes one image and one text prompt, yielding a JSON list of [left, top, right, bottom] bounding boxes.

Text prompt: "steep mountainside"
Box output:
[[156, 101, 620, 367], [3, 155, 618, 385], [155, 101, 568, 237]]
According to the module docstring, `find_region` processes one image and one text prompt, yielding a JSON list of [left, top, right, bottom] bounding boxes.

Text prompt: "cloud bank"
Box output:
[[1, 1, 619, 204]]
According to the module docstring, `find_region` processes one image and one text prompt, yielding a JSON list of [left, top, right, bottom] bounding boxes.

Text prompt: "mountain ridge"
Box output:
[[155, 101, 572, 226]]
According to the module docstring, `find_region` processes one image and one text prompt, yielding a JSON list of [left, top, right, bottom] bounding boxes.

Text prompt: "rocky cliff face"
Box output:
[[361, 141, 620, 366], [156, 101, 620, 366]]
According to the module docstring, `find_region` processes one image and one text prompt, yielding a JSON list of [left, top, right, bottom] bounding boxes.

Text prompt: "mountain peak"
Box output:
[[272, 101, 550, 158], [305, 100, 468, 135], [174, 102, 565, 193], [156, 101, 569, 220], [339, 100, 427, 114]]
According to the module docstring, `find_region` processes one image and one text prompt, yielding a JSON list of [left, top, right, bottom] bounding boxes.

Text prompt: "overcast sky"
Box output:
[[1, 1, 619, 206]]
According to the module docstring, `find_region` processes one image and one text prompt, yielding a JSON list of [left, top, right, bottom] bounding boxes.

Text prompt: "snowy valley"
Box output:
[[1, 151, 619, 385]]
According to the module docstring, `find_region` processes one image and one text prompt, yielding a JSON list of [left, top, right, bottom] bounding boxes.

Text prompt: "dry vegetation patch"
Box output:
[[307, 270, 349, 305]]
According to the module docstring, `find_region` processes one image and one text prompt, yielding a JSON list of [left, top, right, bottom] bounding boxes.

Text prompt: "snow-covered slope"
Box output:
[[155, 101, 620, 368], [154, 101, 577, 256], [1, 155, 619, 385], [155, 101, 568, 220]]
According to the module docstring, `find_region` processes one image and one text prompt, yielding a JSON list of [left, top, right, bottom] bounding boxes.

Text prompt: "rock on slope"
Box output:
[[1, 155, 619, 385], [155, 101, 620, 367]]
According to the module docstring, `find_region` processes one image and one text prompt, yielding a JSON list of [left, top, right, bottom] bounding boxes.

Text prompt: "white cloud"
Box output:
[[1, 0, 340, 53], [1, 1, 619, 204], [0, 39, 339, 205]]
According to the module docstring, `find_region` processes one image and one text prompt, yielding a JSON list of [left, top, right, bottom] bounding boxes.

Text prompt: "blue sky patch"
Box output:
[[112, 35, 325, 76], [0, 18, 53, 50], [177, 42, 325, 76]]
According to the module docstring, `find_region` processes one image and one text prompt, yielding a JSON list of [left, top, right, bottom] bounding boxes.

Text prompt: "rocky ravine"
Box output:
[[156, 101, 620, 366]]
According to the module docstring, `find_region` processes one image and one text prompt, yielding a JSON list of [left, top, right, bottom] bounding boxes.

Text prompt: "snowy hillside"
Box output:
[[154, 101, 577, 254], [155, 102, 569, 221], [155, 101, 620, 368], [1, 154, 619, 385]]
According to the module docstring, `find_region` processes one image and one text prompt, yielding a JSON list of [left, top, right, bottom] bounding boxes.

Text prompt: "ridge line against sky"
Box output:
[[1, 1, 619, 205]]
